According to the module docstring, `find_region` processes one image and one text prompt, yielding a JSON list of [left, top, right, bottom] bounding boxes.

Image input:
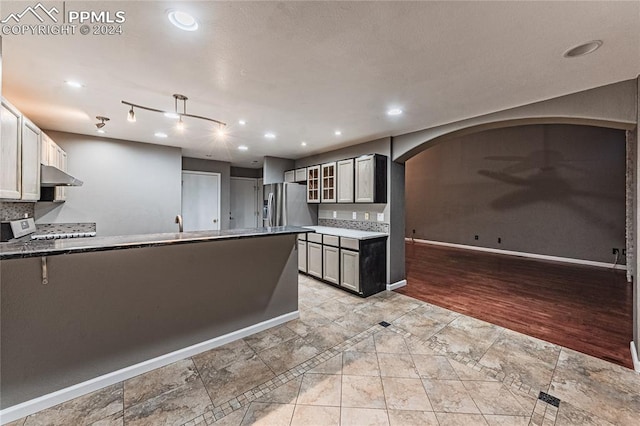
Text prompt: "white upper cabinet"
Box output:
[[336, 158, 354, 203], [21, 118, 41, 200], [0, 99, 22, 199], [321, 161, 336, 203], [355, 154, 387, 203], [284, 170, 295, 183], [306, 165, 320, 203], [294, 167, 307, 183]]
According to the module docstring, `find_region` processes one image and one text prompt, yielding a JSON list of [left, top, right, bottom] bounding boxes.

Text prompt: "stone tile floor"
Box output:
[[7, 274, 640, 426]]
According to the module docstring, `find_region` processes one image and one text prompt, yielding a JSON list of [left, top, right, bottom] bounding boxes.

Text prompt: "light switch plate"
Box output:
[[352, 212, 357, 220], [333, 211, 337, 218], [377, 213, 384, 222], [364, 212, 370, 220]]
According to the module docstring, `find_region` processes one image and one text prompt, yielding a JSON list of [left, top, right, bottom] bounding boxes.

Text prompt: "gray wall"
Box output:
[[295, 137, 406, 283], [35, 131, 182, 237], [263, 156, 295, 184], [231, 166, 263, 179], [394, 79, 638, 162], [406, 124, 626, 264], [182, 157, 231, 230]]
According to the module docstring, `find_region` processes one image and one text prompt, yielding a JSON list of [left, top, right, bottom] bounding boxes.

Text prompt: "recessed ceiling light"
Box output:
[[387, 108, 403, 116], [563, 40, 603, 58], [164, 112, 180, 119], [217, 128, 225, 137], [264, 133, 276, 139], [334, 130, 342, 136], [154, 132, 168, 138], [301, 141, 307, 146], [65, 80, 83, 88], [238, 145, 248, 151], [167, 10, 199, 31], [96, 129, 105, 134], [238, 120, 246, 125]]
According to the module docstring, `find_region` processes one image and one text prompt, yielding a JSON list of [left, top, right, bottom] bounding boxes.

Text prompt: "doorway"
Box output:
[[181, 171, 220, 231], [230, 177, 259, 229]]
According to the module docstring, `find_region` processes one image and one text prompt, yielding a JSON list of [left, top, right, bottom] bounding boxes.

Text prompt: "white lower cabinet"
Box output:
[[322, 245, 339, 284], [298, 240, 307, 273], [340, 249, 360, 292], [307, 242, 323, 278]]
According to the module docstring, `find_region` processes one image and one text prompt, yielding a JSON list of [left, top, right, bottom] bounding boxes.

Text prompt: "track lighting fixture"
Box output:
[[95, 116, 110, 129], [121, 94, 226, 131]]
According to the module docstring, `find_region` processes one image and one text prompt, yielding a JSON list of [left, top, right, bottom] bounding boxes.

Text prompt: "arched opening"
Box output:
[[399, 121, 634, 369]]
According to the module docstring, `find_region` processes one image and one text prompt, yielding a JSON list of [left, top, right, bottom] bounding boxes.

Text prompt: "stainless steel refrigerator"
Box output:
[[263, 183, 318, 227]]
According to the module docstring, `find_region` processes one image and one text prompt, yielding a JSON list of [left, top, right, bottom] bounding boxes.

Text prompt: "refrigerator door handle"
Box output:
[[282, 185, 287, 226], [267, 192, 274, 226]]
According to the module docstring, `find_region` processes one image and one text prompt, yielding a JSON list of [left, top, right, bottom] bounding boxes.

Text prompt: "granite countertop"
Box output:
[[303, 226, 388, 240], [0, 226, 310, 260]]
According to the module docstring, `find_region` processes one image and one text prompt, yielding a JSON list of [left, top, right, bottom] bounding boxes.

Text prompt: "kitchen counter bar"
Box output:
[[1, 227, 303, 413], [0, 226, 309, 259]]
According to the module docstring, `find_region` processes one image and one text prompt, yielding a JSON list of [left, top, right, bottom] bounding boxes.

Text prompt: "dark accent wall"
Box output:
[[405, 124, 626, 264]]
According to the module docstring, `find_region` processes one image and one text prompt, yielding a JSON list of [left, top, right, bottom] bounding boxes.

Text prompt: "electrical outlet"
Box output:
[[612, 248, 620, 255], [364, 212, 370, 220], [352, 212, 357, 220], [412, 229, 416, 234], [474, 235, 479, 240], [498, 237, 501, 244], [377, 213, 384, 222], [333, 211, 337, 218]]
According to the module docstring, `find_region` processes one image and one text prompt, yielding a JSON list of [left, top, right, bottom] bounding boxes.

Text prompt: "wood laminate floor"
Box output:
[[399, 241, 634, 369]]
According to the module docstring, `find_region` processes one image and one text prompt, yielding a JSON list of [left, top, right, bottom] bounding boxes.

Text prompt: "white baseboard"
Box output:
[[387, 279, 407, 291], [0, 311, 299, 425], [406, 238, 627, 270], [632, 341, 640, 373]]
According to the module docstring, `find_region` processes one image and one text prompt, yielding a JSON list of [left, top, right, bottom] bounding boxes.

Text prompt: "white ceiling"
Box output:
[[2, 1, 639, 167]]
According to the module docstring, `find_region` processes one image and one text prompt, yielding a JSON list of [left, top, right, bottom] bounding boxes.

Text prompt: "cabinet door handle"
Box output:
[[213, 219, 218, 223]]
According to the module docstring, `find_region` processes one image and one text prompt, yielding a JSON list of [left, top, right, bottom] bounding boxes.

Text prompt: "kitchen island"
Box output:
[[0, 226, 307, 417]]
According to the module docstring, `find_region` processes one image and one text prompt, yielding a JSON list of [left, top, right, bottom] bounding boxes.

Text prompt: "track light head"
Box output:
[[127, 106, 136, 123], [95, 116, 110, 129]]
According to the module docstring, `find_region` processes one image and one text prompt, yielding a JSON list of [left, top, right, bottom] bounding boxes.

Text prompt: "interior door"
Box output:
[[230, 177, 257, 229], [181, 171, 220, 231]]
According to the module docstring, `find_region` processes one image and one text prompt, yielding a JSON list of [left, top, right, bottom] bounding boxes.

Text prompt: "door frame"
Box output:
[[181, 171, 222, 230], [230, 176, 259, 228]]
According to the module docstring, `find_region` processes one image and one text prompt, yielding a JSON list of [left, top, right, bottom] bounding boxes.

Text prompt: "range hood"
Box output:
[[40, 164, 83, 187]]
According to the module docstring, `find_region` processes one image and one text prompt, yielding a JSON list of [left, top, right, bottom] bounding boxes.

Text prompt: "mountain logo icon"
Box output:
[[1, 2, 59, 24]]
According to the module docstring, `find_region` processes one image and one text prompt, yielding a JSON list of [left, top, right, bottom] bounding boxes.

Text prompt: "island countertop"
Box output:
[[0, 226, 310, 260], [302, 226, 388, 240]]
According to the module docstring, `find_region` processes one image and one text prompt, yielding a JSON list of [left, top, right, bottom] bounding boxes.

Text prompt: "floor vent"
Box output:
[[538, 391, 561, 407], [379, 321, 391, 327]]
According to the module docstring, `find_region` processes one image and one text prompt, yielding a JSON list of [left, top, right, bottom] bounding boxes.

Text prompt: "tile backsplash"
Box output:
[[319, 218, 389, 233], [0, 202, 35, 221], [35, 223, 96, 234]]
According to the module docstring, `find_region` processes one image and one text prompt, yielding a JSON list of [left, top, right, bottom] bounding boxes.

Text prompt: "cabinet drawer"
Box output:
[[307, 232, 322, 243], [340, 237, 359, 251], [323, 235, 339, 247], [298, 233, 307, 241]]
